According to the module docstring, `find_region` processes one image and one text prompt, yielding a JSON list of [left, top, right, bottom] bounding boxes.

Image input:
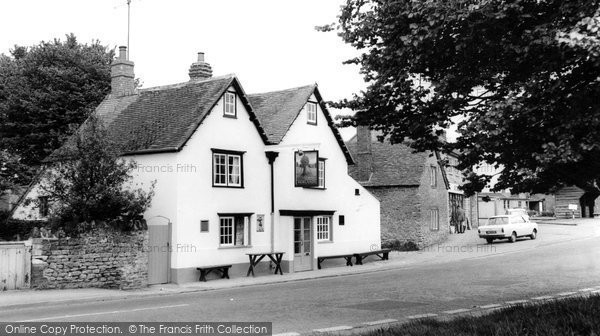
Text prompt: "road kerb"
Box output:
[[479, 304, 502, 309], [313, 326, 353, 333], [407, 313, 438, 320], [362, 319, 398, 326], [531, 296, 554, 301], [505, 300, 529, 305], [442, 308, 471, 315]]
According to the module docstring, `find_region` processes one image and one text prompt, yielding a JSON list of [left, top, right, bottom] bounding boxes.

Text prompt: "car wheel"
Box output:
[[530, 229, 537, 240], [486, 238, 494, 244], [509, 232, 517, 243]]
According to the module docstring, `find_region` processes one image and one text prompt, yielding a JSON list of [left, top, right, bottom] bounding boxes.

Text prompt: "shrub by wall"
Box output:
[[31, 227, 148, 290]]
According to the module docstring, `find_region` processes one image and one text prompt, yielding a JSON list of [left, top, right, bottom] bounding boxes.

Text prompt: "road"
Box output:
[[1, 223, 599, 334]]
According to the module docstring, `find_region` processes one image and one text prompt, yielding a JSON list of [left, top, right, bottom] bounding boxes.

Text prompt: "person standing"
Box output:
[[457, 206, 466, 233]]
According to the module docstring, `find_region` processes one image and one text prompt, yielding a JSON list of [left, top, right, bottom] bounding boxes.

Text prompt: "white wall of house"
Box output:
[[11, 185, 45, 221], [273, 94, 381, 268], [167, 85, 271, 277]]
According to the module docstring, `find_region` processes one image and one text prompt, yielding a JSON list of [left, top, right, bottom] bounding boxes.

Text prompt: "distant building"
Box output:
[[473, 163, 555, 221], [347, 126, 449, 249]]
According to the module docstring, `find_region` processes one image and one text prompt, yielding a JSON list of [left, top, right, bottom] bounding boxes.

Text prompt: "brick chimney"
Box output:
[[356, 125, 373, 182], [189, 52, 213, 80], [111, 46, 135, 97]]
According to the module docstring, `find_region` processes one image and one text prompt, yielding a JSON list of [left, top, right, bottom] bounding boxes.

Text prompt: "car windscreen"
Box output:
[[487, 217, 509, 225]]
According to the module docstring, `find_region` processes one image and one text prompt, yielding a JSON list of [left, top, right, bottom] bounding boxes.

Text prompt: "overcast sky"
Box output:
[[1, 0, 366, 138]]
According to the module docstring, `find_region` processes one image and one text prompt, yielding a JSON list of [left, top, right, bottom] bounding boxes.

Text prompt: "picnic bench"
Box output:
[[196, 264, 232, 282], [317, 254, 354, 269], [354, 249, 392, 265]]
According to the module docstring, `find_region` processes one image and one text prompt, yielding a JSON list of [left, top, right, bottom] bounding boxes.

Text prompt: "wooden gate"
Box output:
[[0, 242, 31, 290], [148, 224, 170, 285]]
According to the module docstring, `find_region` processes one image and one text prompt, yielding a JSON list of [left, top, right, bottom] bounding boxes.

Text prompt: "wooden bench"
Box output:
[[196, 265, 232, 282], [317, 254, 354, 270], [354, 249, 392, 265]]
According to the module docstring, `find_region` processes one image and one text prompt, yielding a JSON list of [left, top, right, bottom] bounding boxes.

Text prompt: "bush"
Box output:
[[0, 212, 47, 241], [540, 211, 555, 217]]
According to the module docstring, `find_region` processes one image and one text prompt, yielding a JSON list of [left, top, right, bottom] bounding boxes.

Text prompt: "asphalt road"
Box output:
[[1, 224, 599, 334]]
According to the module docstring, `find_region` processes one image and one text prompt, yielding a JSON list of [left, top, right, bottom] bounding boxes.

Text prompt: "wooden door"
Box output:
[[293, 217, 312, 272], [148, 224, 170, 284]]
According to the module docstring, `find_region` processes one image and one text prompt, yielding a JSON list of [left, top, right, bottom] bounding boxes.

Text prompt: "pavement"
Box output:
[[2, 217, 598, 310]]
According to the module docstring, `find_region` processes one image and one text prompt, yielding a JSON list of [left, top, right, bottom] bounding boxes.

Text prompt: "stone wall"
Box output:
[[31, 228, 148, 290], [368, 155, 449, 249]]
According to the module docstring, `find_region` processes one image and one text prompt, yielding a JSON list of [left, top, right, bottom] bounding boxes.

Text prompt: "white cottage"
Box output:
[[12, 47, 381, 284]]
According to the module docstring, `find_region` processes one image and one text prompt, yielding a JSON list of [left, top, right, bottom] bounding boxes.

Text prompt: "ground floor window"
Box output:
[[429, 209, 439, 231], [219, 215, 250, 246], [316, 216, 332, 241]]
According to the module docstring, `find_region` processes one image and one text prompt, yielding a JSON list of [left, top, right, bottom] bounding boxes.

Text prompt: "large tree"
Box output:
[[322, 0, 600, 196], [0, 33, 114, 168]]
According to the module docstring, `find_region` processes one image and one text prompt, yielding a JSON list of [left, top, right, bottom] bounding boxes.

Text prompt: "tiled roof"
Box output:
[[111, 75, 258, 154], [248, 85, 315, 144], [47, 75, 268, 161], [47, 77, 352, 164], [248, 85, 354, 164], [346, 132, 432, 187]]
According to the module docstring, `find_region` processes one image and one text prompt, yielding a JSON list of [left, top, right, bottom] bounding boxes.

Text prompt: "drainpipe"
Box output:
[[265, 151, 279, 253]]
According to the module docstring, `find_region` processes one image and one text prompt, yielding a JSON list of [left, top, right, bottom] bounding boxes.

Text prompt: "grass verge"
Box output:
[[364, 295, 600, 336]]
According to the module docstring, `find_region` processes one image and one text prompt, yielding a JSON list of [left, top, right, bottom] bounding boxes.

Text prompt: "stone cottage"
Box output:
[[346, 126, 449, 249]]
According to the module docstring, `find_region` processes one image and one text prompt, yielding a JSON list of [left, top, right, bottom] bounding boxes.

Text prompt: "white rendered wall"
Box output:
[[272, 94, 381, 265]]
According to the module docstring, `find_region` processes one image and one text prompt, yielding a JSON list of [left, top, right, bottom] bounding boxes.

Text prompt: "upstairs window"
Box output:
[[317, 159, 326, 188], [38, 196, 49, 217], [224, 92, 236, 117], [306, 102, 317, 125], [212, 149, 244, 188], [430, 165, 437, 188]]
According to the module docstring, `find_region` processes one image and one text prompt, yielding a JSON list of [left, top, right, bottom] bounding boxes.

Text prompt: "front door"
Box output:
[[293, 217, 312, 272]]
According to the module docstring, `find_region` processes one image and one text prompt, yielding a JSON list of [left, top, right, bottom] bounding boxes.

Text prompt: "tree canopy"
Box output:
[[322, 0, 600, 195], [0, 33, 114, 169], [0, 150, 33, 194], [38, 115, 154, 234]]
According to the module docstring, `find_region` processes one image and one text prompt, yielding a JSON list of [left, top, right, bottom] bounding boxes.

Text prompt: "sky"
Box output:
[[0, 0, 365, 139]]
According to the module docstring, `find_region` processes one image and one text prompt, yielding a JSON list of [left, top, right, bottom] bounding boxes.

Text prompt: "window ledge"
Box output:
[[218, 245, 253, 250], [317, 240, 333, 244]]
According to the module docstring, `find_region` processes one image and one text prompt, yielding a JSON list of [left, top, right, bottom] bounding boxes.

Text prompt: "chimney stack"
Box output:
[[110, 46, 135, 97], [356, 125, 373, 182], [189, 52, 213, 80]]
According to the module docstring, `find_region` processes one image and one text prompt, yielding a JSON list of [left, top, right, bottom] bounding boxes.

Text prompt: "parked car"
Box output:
[[478, 215, 538, 244]]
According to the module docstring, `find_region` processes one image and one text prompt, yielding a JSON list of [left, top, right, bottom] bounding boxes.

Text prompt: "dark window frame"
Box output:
[[211, 148, 245, 188]]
